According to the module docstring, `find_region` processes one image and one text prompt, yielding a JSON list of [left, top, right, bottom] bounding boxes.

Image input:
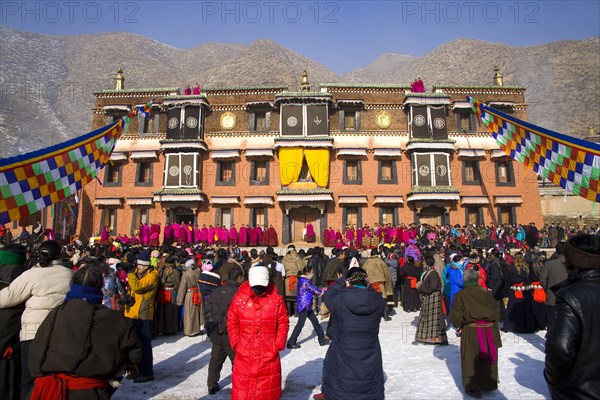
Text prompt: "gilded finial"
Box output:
[[300, 70, 310, 92], [587, 126, 595, 136], [493, 65, 503, 86], [114, 67, 125, 90]]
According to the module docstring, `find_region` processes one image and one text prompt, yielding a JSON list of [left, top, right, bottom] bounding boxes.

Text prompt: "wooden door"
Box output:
[[292, 208, 320, 242]]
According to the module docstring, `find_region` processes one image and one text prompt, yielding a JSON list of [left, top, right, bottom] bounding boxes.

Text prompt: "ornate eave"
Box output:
[[274, 91, 333, 105], [405, 139, 456, 153], [159, 139, 208, 152], [161, 95, 210, 108], [403, 92, 452, 106], [408, 186, 460, 196], [274, 136, 334, 148], [94, 87, 179, 98], [204, 85, 288, 96], [433, 85, 526, 95], [320, 83, 410, 94], [152, 188, 205, 203]]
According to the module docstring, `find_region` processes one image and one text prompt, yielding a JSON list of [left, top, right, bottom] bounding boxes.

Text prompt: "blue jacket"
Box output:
[[447, 263, 464, 309], [296, 276, 322, 313]]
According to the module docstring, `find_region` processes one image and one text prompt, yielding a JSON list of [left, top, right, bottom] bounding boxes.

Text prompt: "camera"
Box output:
[[118, 294, 136, 308]]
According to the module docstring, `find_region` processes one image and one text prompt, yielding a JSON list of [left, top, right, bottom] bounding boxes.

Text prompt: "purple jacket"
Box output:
[[296, 276, 322, 313]]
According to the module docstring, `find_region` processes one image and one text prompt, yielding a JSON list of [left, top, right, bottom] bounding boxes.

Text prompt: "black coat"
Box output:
[[485, 258, 505, 299], [205, 281, 240, 344], [322, 278, 386, 400], [545, 269, 600, 400]]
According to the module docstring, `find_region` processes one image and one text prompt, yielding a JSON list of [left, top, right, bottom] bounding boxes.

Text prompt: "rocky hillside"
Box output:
[[0, 26, 598, 157]]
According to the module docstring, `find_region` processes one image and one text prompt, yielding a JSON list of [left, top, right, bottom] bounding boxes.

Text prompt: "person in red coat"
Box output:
[[229, 225, 238, 246], [227, 265, 289, 400]]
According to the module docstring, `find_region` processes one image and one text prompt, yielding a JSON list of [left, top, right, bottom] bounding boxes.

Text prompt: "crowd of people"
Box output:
[[1, 220, 599, 400]]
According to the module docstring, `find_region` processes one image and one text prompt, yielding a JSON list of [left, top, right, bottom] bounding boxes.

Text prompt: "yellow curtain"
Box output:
[[278, 147, 304, 186], [304, 148, 330, 187]]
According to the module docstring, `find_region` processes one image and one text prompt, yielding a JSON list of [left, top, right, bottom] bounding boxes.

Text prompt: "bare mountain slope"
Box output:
[[0, 27, 598, 158]]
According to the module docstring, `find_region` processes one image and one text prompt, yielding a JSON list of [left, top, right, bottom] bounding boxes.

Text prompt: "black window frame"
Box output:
[[462, 160, 481, 185], [464, 206, 484, 226], [249, 207, 269, 227], [378, 159, 398, 184], [378, 206, 398, 226], [343, 159, 363, 185], [216, 160, 236, 186], [339, 109, 360, 132], [495, 159, 515, 187], [455, 110, 477, 133], [103, 162, 123, 187], [250, 160, 270, 186], [497, 206, 516, 225], [135, 161, 153, 187], [342, 206, 362, 227]]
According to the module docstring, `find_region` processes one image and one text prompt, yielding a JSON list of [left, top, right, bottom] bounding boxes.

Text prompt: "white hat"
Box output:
[[248, 266, 270, 287], [449, 253, 457, 260]]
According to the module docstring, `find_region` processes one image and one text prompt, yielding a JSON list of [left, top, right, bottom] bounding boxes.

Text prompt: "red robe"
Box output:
[[322, 228, 330, 246], [229, 227, 238, 245], [239, 226, 248, 246], [249, 228, 257, 246], [267, 227, 278, 246]]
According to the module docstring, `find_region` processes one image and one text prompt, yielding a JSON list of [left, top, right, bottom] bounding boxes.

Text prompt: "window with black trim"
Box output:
[[455, 110, 476, 133], [99, 208, 117, 235], [217, 160, 236, 186], [462, 160, 480, 185], [495, 159, 514, 186], [411, 153, 451, 187], [343, 159, 362, 184], [379, 206, 397, 225], [340, 109, 360, 132], [104, 163, 122, 187], [378, 160, 397, 184], [250, 160, 269, 185], [343, 206, 360, 226], [250, 207, 268, 227], [250, 111, 270, 133], [135, 162, 153, 186], [465, 206, 483, 225], [217, 207, 233, 228], [498, 206, 516, 225], [131, 208, 149, 235]]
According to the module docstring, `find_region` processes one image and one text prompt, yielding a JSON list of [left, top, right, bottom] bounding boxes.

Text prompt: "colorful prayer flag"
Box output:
[[0, 115, 133, 225], [468, 96, 600, 203]]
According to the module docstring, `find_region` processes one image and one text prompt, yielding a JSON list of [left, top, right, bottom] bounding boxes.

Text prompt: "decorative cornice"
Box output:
[[405, 92, 451, 98], [205, 84, 288, 93], [407, 186, 460, 195], [274, 136, 333, 142], [94, 87, 179, 97], [153, 188, 205, 195], [276, 188, 333, 195]]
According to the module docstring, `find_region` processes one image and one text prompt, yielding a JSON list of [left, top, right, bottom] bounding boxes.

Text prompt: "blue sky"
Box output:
[[2, 0, 599, 74]]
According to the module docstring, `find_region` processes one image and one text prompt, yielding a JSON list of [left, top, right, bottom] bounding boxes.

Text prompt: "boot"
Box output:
[[383, 308, 392, 321]]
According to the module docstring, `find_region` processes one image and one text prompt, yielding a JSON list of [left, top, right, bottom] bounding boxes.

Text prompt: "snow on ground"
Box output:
[[113, 309, 550, 400]]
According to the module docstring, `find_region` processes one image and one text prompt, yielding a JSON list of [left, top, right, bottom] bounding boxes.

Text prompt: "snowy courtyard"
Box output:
[[113, 308, 550, 400]]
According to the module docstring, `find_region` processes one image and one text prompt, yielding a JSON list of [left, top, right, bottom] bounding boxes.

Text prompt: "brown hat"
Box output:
[[564, 235, 600, 269]]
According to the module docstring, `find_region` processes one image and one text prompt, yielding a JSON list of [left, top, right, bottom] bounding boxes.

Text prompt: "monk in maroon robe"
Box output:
[[229, 224, 238, 246], [328, 227, 336, 246], [261, 226, 269, 246], [305, 223, 315, 243], [323, 227, 330, 246], [255, 226, 263, 246], [163, 223, 173, 246], [200, 225, 208, 244], [194, 225, 201, 243], [248, 226, 257, 246], [141, 223, 150, 246], [178, 223, 188, 246], [149, 223, 160, 247], [239, 224, 248, 246], [186, 222, 193, 244], [100, 225, 109, 245], [207, 225, 215, 245], [267, 225, 278, 246]]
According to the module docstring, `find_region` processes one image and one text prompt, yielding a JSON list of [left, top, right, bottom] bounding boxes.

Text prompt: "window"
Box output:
[[164, 153, 199, 187], [217, 160, 235, 186], [99, 208, 117, 235], [456, 111, 476, 133], [412, 153, 451, 187], [135, 162, 153, 186], [344, 207, 360, 226], [466, 207, 483, 225], [104, 163, 122, 187], [131, 208, 149, 235], [166, 106, 202, 139], [340, 109, 359, 132], [343, 159, 362, 184], [280, 104, 328, 136], [378, 160, 397, 184], [251, 111, 269, 133], [495, 160, 514, 186], [380, 206, 396, 226], [250, 160, 269, 185], [410, 106, 448, 139], [250, 207, 267, 227], [462, 161, 480, 185], [498, 206, 516, 225], [218, 208, 232, 228]]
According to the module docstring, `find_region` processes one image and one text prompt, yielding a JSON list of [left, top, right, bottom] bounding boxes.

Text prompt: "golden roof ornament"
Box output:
[[587, 126, 595, 136], [493, 65, 503, 86], [300, 70, 310, 92], [114, 67, 125, 90]]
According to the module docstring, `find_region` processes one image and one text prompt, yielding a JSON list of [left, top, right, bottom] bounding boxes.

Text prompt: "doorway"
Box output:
[[290, 207, 320, 242], [418, 205, 445, 226]]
